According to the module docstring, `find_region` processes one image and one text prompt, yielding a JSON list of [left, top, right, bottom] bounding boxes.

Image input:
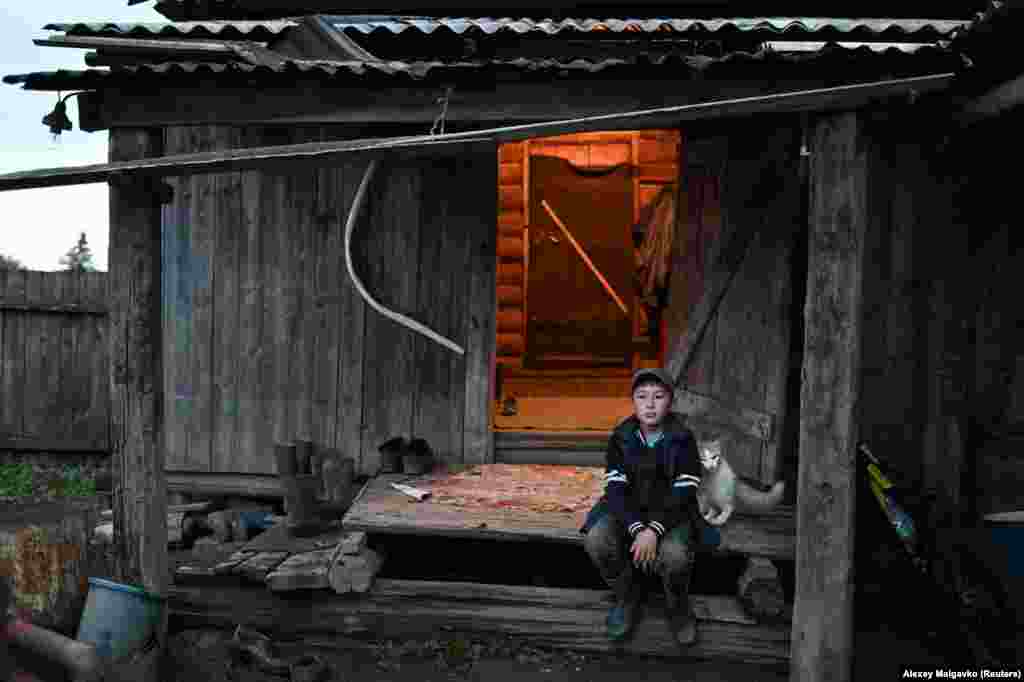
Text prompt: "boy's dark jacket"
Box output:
[[579, 411, 704, 540]]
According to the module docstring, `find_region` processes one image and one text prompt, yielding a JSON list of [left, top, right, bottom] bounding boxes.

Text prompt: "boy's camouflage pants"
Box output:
[[583, 514, 695, 610]]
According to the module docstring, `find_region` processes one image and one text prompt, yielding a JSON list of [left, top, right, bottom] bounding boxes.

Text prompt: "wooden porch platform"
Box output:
[[342, 469, 796, 560]]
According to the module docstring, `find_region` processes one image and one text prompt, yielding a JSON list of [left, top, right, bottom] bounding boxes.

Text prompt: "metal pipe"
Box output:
[[343, 160, 466, 356]]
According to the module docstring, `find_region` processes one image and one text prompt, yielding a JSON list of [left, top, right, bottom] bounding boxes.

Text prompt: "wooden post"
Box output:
[[108, 128, 169, 664], [791, 112, 868, 682]]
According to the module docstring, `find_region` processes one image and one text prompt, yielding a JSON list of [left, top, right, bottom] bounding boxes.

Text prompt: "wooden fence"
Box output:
[[0, 269, 109, 454]]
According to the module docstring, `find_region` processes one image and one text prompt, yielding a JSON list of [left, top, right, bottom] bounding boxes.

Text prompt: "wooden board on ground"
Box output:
[[239, 519, 350, 553], [168, 579, 789, 665], [213, 549, 258, 574], [171, 542, 250, 584], [340, 530, 367, 555], [329, 547, 383, 594], [343, 471, 796, 559], [266, 546, 340, 591], [233, 551, 289, 583]]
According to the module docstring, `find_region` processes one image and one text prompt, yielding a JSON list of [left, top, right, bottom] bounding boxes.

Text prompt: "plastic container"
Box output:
[[983, 511, 1024, 626], [76, 578, 165, 661]]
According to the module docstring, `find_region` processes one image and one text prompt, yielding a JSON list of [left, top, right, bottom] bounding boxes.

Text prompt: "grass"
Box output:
[[54, 464, 98, 497], [0, 462, 97, 498], [0, 462, 33, 497]]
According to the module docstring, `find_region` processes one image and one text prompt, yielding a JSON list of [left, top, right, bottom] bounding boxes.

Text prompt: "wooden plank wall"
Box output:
[[495, 130, 680, 368], [857, 127, 933, 486], [855, 115, 976, 521], [162, 124, 497, 477], [0, 269, 109, 452], [665, 122, 801, 484]]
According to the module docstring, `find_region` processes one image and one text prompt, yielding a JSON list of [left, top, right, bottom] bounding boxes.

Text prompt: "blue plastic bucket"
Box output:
[[76, 578, 165, 661]]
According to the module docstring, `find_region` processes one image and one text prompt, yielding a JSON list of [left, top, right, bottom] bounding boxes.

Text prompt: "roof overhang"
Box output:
[[0, 72, 954, 193]]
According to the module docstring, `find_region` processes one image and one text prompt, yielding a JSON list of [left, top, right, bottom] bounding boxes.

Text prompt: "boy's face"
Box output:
[[632, 381, 671, 429]]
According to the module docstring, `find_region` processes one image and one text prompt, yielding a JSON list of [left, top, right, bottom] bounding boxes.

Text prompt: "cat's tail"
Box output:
[[735, 479, 785, 511]]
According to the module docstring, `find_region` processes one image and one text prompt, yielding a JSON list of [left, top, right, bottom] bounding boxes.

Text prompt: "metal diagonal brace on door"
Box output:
[[540, 199, 629, 316]]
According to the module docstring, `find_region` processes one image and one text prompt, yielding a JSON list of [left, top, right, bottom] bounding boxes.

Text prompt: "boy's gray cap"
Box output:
[[631, 367, 675, 393]]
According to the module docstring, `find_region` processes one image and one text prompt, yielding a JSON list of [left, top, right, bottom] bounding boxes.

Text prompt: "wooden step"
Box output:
[[495, 430, 607, 466], [168, 579, 790, 666], [343, 474, 796, 560]]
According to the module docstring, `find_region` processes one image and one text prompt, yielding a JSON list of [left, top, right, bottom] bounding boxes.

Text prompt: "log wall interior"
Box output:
[[162, 124, 497, 477], [496, 130, 680, 369]]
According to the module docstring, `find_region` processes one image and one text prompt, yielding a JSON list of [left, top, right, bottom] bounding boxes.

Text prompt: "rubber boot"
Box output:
[[665, 570, 698, 646], [607, 566, 640, 641]]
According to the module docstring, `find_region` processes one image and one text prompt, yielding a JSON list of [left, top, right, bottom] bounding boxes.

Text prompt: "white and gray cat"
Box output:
[[695, 438, 785, 526]]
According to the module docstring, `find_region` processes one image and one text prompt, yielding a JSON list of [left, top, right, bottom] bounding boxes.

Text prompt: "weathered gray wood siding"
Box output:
[[162, 124, 497, 476], [665, 120, 803, 486]]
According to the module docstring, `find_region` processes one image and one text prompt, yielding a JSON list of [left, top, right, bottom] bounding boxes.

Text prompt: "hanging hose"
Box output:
[[344, 160, 466, 356]]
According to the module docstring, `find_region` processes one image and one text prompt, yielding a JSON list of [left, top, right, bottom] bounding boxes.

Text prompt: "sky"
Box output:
[[1, 2, 165, 272]]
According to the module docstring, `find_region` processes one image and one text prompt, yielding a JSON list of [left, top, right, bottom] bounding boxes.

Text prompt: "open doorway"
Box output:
[[493, 130, 682, 432]]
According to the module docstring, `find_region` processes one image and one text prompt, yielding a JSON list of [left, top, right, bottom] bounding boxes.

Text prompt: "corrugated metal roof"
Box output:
[[326, 16, 965, 39], [43, 20, 299, 39], [3, 43, 964, 90]]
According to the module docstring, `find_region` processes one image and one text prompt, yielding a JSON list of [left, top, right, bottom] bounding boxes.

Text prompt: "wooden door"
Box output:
[[665, 126, 802, 486], [526, 155, 634, 368]]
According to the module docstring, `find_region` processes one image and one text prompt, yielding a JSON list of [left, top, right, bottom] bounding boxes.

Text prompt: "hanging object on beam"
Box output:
[[343, 160, 466, 356]]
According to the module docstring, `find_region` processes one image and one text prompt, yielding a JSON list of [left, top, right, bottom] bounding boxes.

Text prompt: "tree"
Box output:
[[59, 232, 97, 272], [0, 253, 26, 271]]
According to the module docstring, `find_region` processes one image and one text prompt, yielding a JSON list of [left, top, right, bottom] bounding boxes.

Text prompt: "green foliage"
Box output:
[[0, 463, 33, 497], [59, 232, 96, 273], [59, 464, 96, 497]]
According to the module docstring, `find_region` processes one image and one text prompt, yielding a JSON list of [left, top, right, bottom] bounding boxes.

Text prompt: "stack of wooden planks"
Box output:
[[174, 524, 384, 595]]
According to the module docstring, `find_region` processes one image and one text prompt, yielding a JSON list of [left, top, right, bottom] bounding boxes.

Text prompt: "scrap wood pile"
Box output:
[[175, 525, 384, 595]]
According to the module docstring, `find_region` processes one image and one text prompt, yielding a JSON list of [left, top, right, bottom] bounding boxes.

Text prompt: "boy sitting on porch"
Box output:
[[580, 367, 705, 646]]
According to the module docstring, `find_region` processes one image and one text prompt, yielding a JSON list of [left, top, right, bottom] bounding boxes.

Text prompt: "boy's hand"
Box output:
[[631, 527, 658, 573]]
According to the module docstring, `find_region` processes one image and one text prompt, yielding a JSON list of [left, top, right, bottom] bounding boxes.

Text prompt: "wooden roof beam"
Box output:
[[958, 71, 1024, 124], [0, 136, 491, 191], [35, 34, 239, 53], [0, 72, 953, 193], [34, 34, 286, 66]]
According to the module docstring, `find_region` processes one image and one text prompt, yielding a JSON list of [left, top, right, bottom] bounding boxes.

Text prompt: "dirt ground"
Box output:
[[158, 621, 976, 682], [162, 628, 789, 682]]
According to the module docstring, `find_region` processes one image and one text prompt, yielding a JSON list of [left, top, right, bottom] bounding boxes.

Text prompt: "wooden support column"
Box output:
[[108, 128, 169, 651], [791, 112, 868, 682]]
